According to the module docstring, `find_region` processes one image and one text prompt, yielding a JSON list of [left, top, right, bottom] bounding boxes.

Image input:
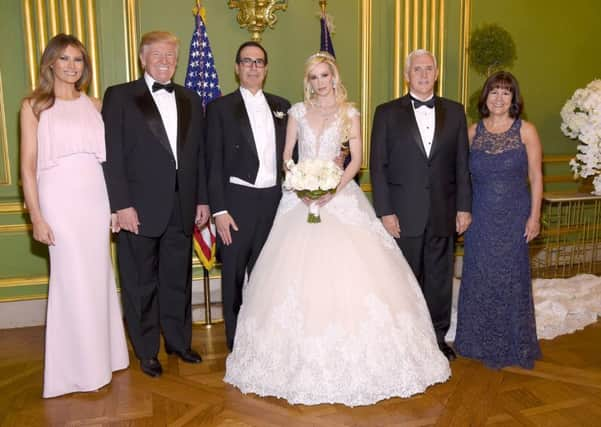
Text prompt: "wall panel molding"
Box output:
[[360, 0, 371, 169], [0, 224, 32, 233], [393, 0, 447, 97], [123, 0, 139, 81], [0, 202, 25, 213], [392, 0, 471, 101], [0, 70, 11, 186], [21, 0, 101, 96], [0, 276, 47, 289], [459, 0, 471, 106]]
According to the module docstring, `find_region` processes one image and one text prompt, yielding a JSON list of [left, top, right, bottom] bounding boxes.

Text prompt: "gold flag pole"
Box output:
[[319, 0, 327, 16], [193, 0, 213, 329], [192, 0, 204, 18]]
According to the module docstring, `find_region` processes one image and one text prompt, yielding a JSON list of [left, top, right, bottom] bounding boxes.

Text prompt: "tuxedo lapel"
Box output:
[[399, 95, 427, 159], [133, 79, 175, 159], [174, 86, 191, 155], [430, 97, 446, 159], [233, 89, 259, 161]]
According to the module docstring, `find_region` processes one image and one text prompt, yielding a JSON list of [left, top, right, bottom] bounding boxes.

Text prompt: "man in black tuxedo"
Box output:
[[206, 41, 290, 351], [370, 49, 472, 361], [102, 31, 210, 377]]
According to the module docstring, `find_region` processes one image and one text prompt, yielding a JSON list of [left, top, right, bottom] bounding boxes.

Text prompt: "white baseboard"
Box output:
[[0, 299, 48, 328], [0, 278, 224, 329]]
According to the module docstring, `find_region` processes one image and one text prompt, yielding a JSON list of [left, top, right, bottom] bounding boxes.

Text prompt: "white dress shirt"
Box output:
[[410, 92, 436, 157], [213, 87, 278, 218], [229, 87, 277, 188], [144, 73, 179, 168]]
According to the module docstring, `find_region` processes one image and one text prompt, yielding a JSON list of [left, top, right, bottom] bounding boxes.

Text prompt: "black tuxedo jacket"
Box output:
[[370, 95, 471, 237], [102, 78, 208, 237], [206, 89, 290, 213]]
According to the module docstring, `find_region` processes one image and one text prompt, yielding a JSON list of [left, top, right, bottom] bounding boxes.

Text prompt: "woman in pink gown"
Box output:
[[20, 34, 129, 398]]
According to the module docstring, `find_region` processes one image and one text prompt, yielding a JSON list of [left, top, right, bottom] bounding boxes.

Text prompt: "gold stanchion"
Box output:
[[202, 267, 212, 328], [533, 193, 601, 278]]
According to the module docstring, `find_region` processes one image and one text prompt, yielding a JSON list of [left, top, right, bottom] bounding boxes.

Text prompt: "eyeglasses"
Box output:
[[239, 57, 266, 68]]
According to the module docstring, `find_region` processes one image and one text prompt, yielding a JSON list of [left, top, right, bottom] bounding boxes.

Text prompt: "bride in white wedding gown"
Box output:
[[224, 52, 450, 406]]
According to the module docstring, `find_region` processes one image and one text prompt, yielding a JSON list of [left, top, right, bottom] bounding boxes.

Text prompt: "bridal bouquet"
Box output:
[[560, 79, 601, 195], [284, 159, 343, 223]]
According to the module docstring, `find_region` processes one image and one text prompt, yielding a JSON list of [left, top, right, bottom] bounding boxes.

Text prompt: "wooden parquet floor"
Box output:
[[1, 321, 601, 427]]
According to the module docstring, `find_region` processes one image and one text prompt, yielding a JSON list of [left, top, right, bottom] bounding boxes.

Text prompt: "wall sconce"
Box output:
[[228, 0, 288, 42]]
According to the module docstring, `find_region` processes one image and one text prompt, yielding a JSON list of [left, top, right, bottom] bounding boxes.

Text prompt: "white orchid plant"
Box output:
[[560, 79, 601, 195]]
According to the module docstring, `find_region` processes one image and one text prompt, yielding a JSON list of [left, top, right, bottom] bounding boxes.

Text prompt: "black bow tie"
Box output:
[[152, 82, 174, 93], [411, 96, 435, 109]]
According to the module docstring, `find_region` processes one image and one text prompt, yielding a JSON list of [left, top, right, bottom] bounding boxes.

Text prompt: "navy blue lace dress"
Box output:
[[455, 119, 541, 369]]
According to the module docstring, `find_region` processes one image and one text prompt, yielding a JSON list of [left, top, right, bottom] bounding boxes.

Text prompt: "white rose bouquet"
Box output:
[[284, 159, 343, 223], [560, 79, 601, 195]]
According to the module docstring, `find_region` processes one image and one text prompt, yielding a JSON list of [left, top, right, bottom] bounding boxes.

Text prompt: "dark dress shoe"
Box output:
[[439, 343, 457, 361], [166, 347, 202, 363], [140, 358, 162, 377]]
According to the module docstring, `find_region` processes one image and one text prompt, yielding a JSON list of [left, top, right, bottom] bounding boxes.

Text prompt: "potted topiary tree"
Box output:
[[467, 24, 517, 122]]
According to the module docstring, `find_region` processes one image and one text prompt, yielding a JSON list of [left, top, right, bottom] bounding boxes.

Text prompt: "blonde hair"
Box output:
[[303, 52, 354, 142], [25, 34, 92, 119], [303, 52, 348, 107], [139, 31, 180, 57]]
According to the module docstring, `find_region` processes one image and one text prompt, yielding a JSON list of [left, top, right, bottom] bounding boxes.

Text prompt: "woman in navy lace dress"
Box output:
[[455, 71, 543, 369]]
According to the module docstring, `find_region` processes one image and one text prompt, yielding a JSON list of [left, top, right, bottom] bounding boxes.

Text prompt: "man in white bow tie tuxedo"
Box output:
[[206, 41, 290, 351], [370, 49, 472, 361], [102, 31, 210, 377]]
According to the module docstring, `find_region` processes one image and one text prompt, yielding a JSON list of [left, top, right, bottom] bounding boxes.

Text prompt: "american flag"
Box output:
[[185, 12, 220, 271], [184, 14, 221, 110]]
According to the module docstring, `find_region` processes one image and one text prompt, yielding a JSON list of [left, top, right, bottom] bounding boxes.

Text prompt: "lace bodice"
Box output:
[[279, 102, 395, 251], [471, 119, 523, 154], [288, 102, 359, 162]]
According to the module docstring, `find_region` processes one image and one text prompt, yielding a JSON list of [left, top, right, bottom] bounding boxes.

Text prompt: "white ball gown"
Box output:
[[224, 102, 450, 406]]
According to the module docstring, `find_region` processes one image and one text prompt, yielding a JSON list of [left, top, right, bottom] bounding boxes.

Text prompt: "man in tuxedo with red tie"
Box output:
[[206, 42, 290, 351], [102, 31, 210, 377], [370, 49, 472, 361]]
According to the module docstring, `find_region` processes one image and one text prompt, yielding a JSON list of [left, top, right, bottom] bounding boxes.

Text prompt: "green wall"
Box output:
[[138, 1, 361, 108], [0, 1, 28, 203], [470, 0, 601, 181], [1, 0, 600, 300]]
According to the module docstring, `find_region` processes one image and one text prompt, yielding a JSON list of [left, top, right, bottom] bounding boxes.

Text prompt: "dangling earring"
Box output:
[[332, 80, 337, 89], [310, 87, 315, 94]]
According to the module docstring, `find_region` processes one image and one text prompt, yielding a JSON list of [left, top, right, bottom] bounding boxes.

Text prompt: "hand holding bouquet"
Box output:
[[284, 159, 343, 223]]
